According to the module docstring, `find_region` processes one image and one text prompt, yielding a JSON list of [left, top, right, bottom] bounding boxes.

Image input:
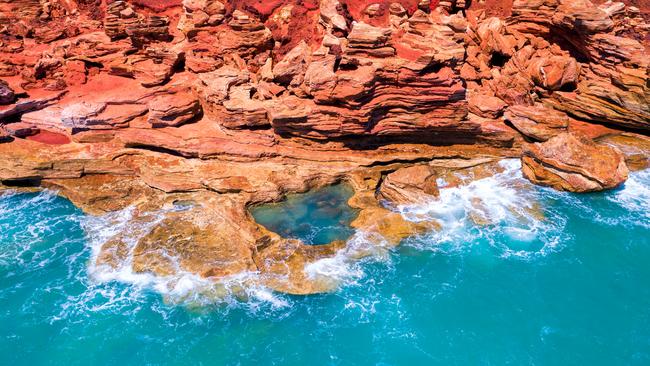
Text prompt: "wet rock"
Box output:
[[0, 0, 648, 299], [522, 132, 629, 192]]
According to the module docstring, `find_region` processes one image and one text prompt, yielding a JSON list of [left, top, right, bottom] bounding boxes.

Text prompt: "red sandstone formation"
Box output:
[[379, 164, 439, 206], [522, 132, 629, 192], [0, 0, 649, 296]]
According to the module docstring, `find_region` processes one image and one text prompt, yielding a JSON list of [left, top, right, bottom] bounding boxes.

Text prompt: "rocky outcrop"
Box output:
[[147, 92, 202, 127], [0, 0, 648, 298], [105, 0, 172, 46], [504, 104, 569, 141], [109, 47, 184, 87], [522, 132, 629, 192], [0, 80, 15, 105], [61, 101, 148, 130], [0, 126, 12, 143], [509, 0, 650, 131], [379, 165, 439, 206], [2, 122, 39, 137], [178, 0, 225, 33]]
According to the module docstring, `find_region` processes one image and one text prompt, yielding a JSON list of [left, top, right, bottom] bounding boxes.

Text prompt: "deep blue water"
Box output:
[[1, 160, 649, 365]]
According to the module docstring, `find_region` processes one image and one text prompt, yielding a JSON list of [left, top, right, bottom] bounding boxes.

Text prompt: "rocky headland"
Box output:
[[0, 0, 648, 297]]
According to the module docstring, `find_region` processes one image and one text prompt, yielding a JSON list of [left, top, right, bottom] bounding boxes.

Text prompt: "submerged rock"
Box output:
[[522, 132, 629, 192]]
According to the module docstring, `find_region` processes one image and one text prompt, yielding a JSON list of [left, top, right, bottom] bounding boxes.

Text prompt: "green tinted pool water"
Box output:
[[250, 184, 358, 244], [1, 161, 649, 365]]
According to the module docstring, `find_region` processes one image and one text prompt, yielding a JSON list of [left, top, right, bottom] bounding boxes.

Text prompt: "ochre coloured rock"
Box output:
[[504, 104, 569, 141], [522, 132, 629, 192], [2, 122, 40, 138], [379, 165, 439, 206], [147, 92, 202, 128], [468, 95, 507, 119], [0, 127, 13, 143]]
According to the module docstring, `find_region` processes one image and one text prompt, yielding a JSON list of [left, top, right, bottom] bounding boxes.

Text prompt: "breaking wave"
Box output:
[[395, 159, 569, 259], [80, 206, 291, 314], [2, 161, 648, 319]]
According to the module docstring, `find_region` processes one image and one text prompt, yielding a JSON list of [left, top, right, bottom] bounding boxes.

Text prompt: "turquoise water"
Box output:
[[1, 160, 649, 365], [251, 184, 358, 244]]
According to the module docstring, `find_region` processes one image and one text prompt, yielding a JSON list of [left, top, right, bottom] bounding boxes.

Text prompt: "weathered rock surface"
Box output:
[[2, 122, 40, 137], [379, 165, 439, 206], [522, 132, 629, 192], [147, 92, 202, 127], [504, 104, 569, 141], [0, 80, 15, 105]]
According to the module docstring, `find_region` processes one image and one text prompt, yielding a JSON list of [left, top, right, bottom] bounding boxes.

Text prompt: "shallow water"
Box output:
[[251, 183, 358, 245], [1, 161, 649, 365]]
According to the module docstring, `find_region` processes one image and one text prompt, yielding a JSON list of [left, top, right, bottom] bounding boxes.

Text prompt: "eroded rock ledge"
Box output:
[[0, 0, 648, 297]]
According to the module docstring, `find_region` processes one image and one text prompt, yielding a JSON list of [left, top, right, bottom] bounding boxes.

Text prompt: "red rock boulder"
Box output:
[[521, 132, 629, 192], [379, 165, 439, 206]]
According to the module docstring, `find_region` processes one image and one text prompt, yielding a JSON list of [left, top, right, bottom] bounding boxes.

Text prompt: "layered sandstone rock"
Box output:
[[147, 92, 202, 128], [178, 0, 226, 33], [504, 104, 569, 141], [509, 0, 650, 131], [522, 132, 629, 192], [379, 165, 439, 206]]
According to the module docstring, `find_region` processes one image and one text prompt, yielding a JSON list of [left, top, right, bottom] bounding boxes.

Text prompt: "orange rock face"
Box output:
[[522, 132, 629, 192], [379, 164, 439, 206]]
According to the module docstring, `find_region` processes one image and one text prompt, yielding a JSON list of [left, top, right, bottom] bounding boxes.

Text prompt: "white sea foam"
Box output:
[[0, 190, 80, 268], [304, 230, 393, 291], [78, 206, 291, 313], [303, 160, 573, 291], [556, 168, 650, 229], [397, 159, 567, 259], [609, 169, 650, 224], [6, 163, 646, 315]]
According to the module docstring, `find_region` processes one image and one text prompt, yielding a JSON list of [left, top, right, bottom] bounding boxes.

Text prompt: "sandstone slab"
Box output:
[[522, 132, 629, 192]]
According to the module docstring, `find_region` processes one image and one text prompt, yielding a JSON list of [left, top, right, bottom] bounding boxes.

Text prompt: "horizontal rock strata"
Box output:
[[522, 132, 629, 192]]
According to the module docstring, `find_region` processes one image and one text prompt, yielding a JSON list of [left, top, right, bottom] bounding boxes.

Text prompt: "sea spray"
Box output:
[[1, 167, 650, 364]]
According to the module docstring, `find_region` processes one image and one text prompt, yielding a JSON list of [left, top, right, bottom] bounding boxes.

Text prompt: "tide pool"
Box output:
[[1, 161, 649, 365], [250, 183, 358, 245]]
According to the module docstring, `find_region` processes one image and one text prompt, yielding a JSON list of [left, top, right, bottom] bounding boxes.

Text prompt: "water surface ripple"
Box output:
[[1, 161, 649, 365]]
